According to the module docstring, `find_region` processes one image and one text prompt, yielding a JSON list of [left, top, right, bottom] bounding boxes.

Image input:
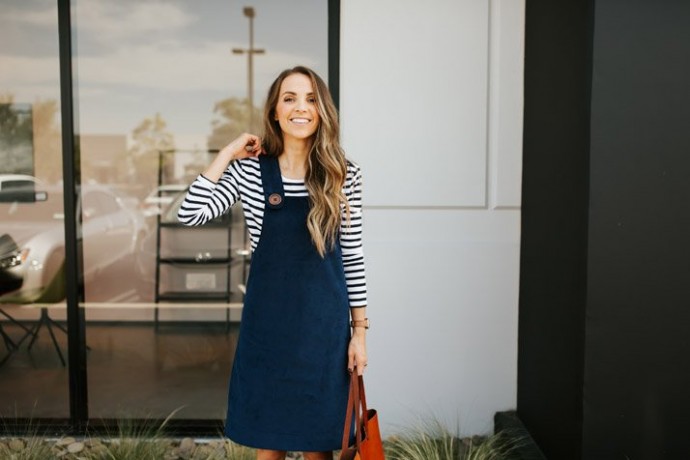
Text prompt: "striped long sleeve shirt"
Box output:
[[177, 156, 367, 308]]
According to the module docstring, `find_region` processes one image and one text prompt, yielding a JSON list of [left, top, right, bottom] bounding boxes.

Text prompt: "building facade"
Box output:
[[0, 0, 524, 439]]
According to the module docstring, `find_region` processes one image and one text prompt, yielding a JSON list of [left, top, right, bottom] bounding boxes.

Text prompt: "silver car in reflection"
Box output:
[[0, 174, 44, 192], [0, 185, 149, 301], [140, 184, 188, 218]]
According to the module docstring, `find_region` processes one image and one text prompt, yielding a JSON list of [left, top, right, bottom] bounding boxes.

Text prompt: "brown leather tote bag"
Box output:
[[339, 368, 385, 460]]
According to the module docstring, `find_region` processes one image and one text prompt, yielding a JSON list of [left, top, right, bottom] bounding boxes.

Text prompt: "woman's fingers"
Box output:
[[347, 352, 355, 374], [246, 134, 263, 155], [356, 355, 367, 375], [350, 352, 367, 375], [348, 335, 368, 375], [232, 133, 262, 159]]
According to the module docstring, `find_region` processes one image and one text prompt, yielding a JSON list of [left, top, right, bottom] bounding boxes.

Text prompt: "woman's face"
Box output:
[[274, 73, 320, 142]]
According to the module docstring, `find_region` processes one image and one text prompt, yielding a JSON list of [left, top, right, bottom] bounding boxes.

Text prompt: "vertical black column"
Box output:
[[328, 0, 340, 109], [518, 0, 594, 458], [521, 0, 690, 457], [583, 0, 690, 457], [57, 0, 88, 429]]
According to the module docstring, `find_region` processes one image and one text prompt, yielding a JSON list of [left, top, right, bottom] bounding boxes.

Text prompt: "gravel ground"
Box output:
[[0, 436, 330, 459]]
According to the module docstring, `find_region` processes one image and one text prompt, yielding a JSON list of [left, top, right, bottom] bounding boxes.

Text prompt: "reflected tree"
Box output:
[[182, 146, 210, 183], [0, 94, 34, 176], [32, 99, 61, 184], [128, 113, 175, 198], [0, 93, 61, 183], [207, 97, 261, 151]]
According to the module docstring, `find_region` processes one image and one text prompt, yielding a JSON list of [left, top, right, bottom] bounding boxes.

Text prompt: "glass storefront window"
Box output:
[[0, 1, 68, 419], [2, 0, 331, 426]]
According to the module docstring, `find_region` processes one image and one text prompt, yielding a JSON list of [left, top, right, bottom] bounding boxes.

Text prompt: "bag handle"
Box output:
[[358, 372, 370, 424], [341, 367, 369, 452]]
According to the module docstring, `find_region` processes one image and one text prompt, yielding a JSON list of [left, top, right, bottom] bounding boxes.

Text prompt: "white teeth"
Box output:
[[290, 118, 310, 124]]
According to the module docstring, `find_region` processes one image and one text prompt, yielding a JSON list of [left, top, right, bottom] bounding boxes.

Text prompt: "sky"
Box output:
[[0, 0, 329, 150]]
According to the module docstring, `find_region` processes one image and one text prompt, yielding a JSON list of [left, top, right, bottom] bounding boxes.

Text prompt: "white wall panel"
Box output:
[[341, 0, 525, 436], [363, 209, 520, 435], [490, 0, 525, 209], [341, 0, 489, 207]]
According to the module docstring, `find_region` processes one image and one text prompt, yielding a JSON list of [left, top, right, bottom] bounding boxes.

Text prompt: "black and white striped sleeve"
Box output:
[[177, 162, 242, 226], [341, 162, 367, 308]]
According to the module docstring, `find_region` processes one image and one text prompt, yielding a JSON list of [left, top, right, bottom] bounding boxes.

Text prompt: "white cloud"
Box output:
[[75, 1, 196, 45], [0, 54, 59, 80], [77, 40, 316, 93], [0, 0, 325, 149], [3, 4, 58, 27], [3, 2, 194, 38], [1, 41, 316, 97], [1, 0, 322, 97]]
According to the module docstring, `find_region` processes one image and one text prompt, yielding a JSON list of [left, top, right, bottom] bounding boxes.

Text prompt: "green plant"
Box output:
[[0, 406, 258, 460], [78, 408, 178, 459], [0, 405, 63, 460], [464, 431, 524, 460], [384, 417, 524, 460], [385, 417, 461, 460], [1, 409, 527, 460], [82, 409, 256, 460], [87, 418, 171, 460]]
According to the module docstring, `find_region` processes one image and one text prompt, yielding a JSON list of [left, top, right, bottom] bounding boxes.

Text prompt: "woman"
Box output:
[[178, 66, 368, 460]]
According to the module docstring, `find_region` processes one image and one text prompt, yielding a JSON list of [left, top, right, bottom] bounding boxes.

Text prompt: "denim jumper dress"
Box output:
[[225, 155, 351, 452]]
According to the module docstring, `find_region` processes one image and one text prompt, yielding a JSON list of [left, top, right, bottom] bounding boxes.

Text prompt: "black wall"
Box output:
[[519, 0, 690, 458], [584, 0, 690, 457], [518, 0, 592, 458]]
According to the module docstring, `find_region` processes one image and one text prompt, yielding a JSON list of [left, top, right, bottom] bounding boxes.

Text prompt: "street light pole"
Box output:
[[232, 7, 265, 133]]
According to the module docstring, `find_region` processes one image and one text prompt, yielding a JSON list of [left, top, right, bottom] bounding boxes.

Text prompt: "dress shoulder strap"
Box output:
[[259, 154, 285, 209]]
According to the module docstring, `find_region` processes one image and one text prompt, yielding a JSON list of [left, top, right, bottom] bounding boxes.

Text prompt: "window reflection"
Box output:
[[0, 0, 67, 418], [1, 0, 329, 422]]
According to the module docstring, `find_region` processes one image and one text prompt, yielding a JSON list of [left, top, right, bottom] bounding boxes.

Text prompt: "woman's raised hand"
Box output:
[[222, 133, 264, 161], [203, 133, 264, 183]]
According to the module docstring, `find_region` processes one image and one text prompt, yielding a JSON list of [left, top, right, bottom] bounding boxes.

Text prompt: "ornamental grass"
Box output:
[[1, 413, 523, 459]]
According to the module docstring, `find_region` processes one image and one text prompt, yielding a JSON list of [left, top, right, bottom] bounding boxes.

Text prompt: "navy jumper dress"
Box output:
[[225, 155, 351, 451]]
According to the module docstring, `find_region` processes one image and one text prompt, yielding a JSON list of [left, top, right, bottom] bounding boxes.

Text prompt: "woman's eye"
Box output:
[[307, 97, 316, 103], [284, 97, 295, 102]]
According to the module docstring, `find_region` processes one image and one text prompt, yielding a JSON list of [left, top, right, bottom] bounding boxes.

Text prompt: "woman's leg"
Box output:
[[303, 451, 332, 460], [256, 449, 286, 460]]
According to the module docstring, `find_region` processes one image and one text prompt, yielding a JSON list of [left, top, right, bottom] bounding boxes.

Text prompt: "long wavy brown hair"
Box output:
[[261, 66, 349, 257]]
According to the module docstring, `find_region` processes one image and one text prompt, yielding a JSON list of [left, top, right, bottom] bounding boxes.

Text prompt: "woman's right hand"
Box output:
[[221, 133, 264, 161], [203, 133, 264, 183]]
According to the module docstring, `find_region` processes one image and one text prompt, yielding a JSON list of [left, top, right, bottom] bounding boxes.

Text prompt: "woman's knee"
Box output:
[[302, 451, 332, 460], [256, 449, 287, 460]]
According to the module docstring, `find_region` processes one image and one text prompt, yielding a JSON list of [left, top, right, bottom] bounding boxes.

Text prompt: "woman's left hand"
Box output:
[[348, 330, 368, 376]]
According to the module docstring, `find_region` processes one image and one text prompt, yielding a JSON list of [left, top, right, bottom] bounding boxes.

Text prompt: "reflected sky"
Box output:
[[0, 0, 328, 149]]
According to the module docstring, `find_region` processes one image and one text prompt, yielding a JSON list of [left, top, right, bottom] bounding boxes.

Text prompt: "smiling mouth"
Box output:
[[290, 118, 311, 124]]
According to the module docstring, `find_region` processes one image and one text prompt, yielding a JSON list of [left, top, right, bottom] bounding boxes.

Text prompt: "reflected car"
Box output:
[[0, 185, 149, 301], [0, 234, 24, 295], [140, 184, 188, 218], [0, 174, 43, 192], [0, 175, 47, 204]]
